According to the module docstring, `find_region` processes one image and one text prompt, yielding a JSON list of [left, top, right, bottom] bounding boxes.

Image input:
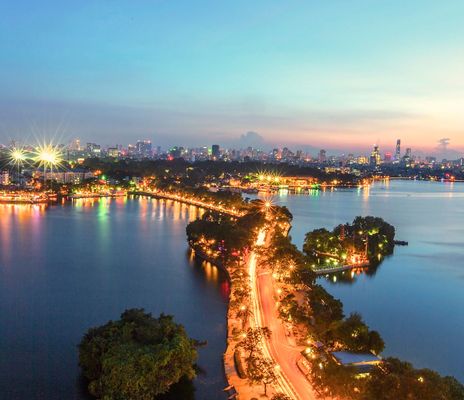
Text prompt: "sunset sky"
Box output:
[[1, 1, 463, 155]]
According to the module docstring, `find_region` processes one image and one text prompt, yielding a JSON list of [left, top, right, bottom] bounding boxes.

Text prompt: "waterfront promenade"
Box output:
[[132, 190, 244, 217]]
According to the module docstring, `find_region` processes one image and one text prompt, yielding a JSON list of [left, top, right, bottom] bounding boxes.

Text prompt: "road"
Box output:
[[249, 229, 317, 400], [257, 271, 317, 400]]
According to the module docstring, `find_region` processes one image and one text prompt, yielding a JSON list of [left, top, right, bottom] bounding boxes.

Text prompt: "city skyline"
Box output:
[[1, 1, 464, 155]]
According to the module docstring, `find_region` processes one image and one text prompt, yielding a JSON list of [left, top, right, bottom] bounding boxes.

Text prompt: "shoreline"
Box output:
[[189, 245, 268, 399]]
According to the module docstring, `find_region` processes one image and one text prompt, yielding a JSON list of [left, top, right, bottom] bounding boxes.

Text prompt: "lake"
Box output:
[[255, 180, 464, 382], [0, 197, 229, 399]]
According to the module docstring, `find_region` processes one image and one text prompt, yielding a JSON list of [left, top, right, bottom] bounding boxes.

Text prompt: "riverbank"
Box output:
[[190, 243, 276, 399]]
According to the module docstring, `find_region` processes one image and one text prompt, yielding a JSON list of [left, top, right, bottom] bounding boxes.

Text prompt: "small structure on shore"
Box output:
[[331, 351, 382, 376]]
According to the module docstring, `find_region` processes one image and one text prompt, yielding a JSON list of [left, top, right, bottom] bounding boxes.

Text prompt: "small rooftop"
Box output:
[[332, 351, 381, 366]]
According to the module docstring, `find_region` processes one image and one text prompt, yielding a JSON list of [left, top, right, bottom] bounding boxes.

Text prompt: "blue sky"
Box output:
[[1, 0, 463, 154]]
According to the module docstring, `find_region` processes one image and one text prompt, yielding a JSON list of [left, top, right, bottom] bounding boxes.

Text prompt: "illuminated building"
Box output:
[[107, 147, 119, 158], [136, 140, 152, 158], [86, 143, 101, 157], [41, 170, 94, 184], [395, 139, 401, 161], [370, 145, 381, 166], [211, 144, 220, 159], [0, 171, 10, 185]]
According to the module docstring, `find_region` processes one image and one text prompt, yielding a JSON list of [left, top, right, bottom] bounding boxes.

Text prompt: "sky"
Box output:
[[1, 0, 463, 156]]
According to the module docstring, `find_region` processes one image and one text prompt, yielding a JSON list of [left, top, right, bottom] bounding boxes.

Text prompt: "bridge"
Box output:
[[130, 190, 244, 217]]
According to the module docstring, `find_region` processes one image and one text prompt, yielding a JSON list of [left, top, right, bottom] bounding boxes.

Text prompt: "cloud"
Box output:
[[239, 131, 265, 148]]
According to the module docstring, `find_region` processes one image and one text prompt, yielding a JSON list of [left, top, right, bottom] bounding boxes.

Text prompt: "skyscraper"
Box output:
[[395, 139, 401, 161], [211, 144, 220, 159], [370, 145, 381, 166], [136, 140, 152, 158]]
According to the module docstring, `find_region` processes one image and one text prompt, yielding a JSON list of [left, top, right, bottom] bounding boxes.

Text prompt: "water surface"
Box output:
[[0, 197, 229, 399]]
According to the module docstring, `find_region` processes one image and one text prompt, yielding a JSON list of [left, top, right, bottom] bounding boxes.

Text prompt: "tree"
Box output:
[[272, 394, 292, 400], [334, 312, 385, 354], [78, 309, 197, 400], [238, 327, 271, 359], [236, 305, 253, 329], [363, 358, 464, 400], [247, 354, 277, 396]]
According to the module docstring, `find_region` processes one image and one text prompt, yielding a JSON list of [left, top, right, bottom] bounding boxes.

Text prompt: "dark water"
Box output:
[[256, 180, 464, 382], [0, 197, 229, 399]]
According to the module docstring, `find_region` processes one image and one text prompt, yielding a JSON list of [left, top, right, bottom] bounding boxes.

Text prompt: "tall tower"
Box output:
[[370, 145, 381, 166], [395, 139, 401, 161]]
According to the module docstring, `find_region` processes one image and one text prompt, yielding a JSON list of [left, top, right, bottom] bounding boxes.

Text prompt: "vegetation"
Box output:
[[82, 158, 360, 186], [181, 190, 463, 400], [264, 209, 463, 399], [186, 202, 266, 263], [238, 327, 271, 360], [309, 355, 464, 400], [246, 356, 277, 396], [363, 358, 464, 400], [78, 309, 197, 400], [303, 216, 396, 268]]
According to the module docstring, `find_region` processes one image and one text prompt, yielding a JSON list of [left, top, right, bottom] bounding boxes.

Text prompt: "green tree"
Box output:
[[363, 358, 464, 400], [238, 327, 271, 359], [246, 354, 277, 396], [79, 309, 197, 400], [335, 312, 385, 354]]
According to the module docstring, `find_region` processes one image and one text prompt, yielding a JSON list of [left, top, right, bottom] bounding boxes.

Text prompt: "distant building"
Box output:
[[318, 149, 327, 163], [169, 146, 184, 159], [384, 152, 392, 162], [69, 138, 81, 151], [136, 140, 152, 158], [41, 170, 94, 184], [211, 144, 220, 159], [395, 139, 401, 161], [370, 145, 381, 166], [86, 143, 101, 157], [107, 147, 119, 158], [0, 171, 10, 185]]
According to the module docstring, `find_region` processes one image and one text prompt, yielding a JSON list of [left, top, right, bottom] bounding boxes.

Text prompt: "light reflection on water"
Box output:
[[0, 198, 228, 399]]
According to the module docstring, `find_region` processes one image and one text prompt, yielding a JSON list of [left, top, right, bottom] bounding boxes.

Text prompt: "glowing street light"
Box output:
[[8, 147, 29, 182], [10, 148, 27, 164], [34, 143, 64, 186]]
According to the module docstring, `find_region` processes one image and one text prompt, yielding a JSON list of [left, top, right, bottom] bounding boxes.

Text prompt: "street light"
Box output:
[[34, 143, 63, 186], [8, 147, 28, 183]]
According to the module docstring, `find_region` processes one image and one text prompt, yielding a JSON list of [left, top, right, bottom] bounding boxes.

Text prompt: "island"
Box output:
[[78, 309, 198, 400]]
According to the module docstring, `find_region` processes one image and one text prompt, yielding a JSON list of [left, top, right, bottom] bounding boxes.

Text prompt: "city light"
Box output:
[[7, 147, 29, 170], [35, 145, 62, 168], [10, 148, 27, 163]]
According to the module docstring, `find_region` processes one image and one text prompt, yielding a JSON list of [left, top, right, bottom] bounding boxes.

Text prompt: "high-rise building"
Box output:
[[136, 140, 152, 158], [69, 138, 81, 151], [402, 147, 412, 166], [395, 139, 401, 161], [211, 144, 220, 159], [318, 149, 327, 163], [107, 147, 119, 158], [86, 143, 101, 157], [0, 171, 10, 185], [370, 145, 381, 166]]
